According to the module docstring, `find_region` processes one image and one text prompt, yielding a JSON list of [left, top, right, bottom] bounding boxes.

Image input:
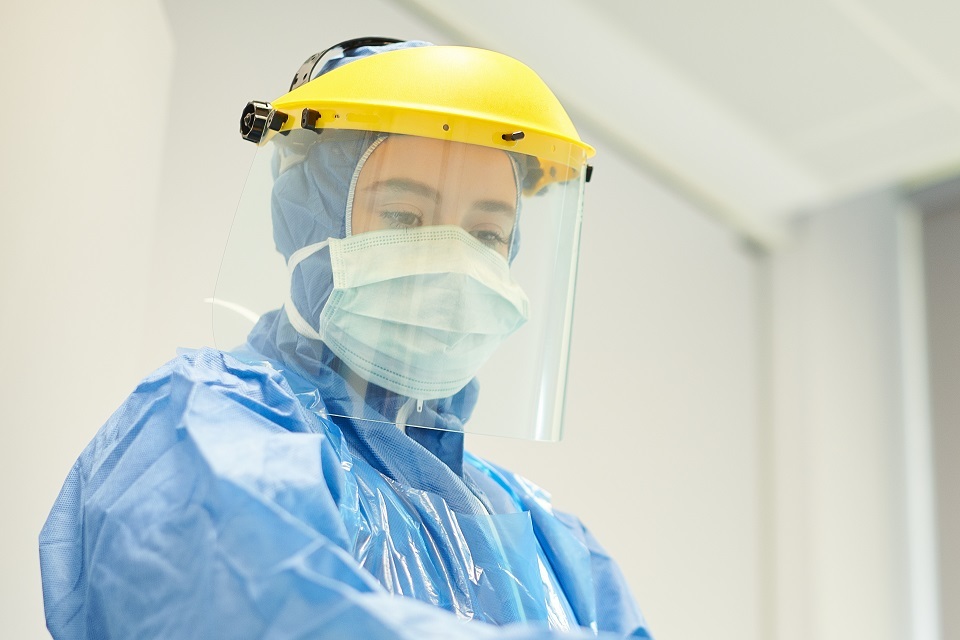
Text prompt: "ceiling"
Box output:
[[394, 0, 960, 247]]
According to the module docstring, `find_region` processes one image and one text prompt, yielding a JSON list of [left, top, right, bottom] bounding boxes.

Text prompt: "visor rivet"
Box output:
[[442, 124, 449, 131], [301, 108, 321, 131], [267, 111, 289, 132]]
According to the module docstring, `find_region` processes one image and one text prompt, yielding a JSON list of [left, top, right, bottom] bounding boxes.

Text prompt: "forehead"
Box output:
[[359, 137, 515, 193]]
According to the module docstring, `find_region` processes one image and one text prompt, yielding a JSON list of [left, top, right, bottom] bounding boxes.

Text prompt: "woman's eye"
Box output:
[[472, 229, 509, 249], [379, 209, 422, 228]]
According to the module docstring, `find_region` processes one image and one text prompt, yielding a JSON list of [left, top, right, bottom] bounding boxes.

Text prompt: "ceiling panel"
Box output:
[[588, 0, 927, 137], [781, 93, 939, 152], [868, 0, 960, 82], [798, 104, 960, 193]]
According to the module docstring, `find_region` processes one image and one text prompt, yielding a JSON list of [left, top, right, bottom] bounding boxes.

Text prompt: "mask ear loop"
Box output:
[[283, 240, 330, 341], [344, 135, 388, 238]]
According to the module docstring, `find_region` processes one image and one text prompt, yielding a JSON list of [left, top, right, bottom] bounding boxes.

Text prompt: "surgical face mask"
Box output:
[[284, 225, 530, 400]]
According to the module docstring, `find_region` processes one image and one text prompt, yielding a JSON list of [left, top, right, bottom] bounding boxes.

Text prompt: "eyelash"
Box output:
[[379, 209, 423, 228], [472, 230, 509, 248], [378, 210, 510, 250]]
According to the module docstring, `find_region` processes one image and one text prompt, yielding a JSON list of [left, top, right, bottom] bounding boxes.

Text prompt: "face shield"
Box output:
[[214, 44, 594, 441]]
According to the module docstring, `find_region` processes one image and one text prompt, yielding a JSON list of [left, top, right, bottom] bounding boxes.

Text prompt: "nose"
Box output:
[[426, 190, 467, 229]]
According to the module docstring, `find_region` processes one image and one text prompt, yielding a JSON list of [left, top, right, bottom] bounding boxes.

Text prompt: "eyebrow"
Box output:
[[364, 178, 441, 203], [364, 178, 516, 217], [473, 199, 516, 217]]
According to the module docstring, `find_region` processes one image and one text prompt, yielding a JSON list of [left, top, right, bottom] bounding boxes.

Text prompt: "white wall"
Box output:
[[0, 2, 173, 638], [769, 190, 939, 640]]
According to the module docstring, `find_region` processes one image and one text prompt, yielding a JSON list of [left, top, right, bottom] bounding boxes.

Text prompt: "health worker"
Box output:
[[39, 38, 653, 639]]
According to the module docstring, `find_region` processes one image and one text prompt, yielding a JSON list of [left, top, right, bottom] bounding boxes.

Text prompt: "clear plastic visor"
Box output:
[[214, 128, 585, 440]]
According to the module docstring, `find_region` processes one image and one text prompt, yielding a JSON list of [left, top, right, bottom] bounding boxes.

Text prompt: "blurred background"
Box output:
[[2, 0, 958, 638]]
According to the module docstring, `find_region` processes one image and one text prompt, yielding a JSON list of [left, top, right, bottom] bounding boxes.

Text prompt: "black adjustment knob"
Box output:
[[240, 101, 273, 143]]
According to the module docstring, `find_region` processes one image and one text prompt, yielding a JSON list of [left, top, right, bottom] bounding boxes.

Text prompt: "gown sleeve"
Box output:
[[466, 456, 653, 639], [39, 349, 623, 640], [552, 510, 653, 639]]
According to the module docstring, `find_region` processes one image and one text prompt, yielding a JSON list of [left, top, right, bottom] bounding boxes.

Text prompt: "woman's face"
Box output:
[[350, 136, 517, 258]]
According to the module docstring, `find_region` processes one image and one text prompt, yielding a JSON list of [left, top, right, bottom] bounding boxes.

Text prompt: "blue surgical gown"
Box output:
[[40, 348, 650, 639]]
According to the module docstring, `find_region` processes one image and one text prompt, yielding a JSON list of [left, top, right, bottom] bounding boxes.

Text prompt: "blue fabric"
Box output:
[[40, 348, 651, 638]]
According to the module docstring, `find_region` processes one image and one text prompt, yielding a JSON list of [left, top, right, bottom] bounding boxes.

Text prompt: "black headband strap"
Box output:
[[289, 36, 405, 91]]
